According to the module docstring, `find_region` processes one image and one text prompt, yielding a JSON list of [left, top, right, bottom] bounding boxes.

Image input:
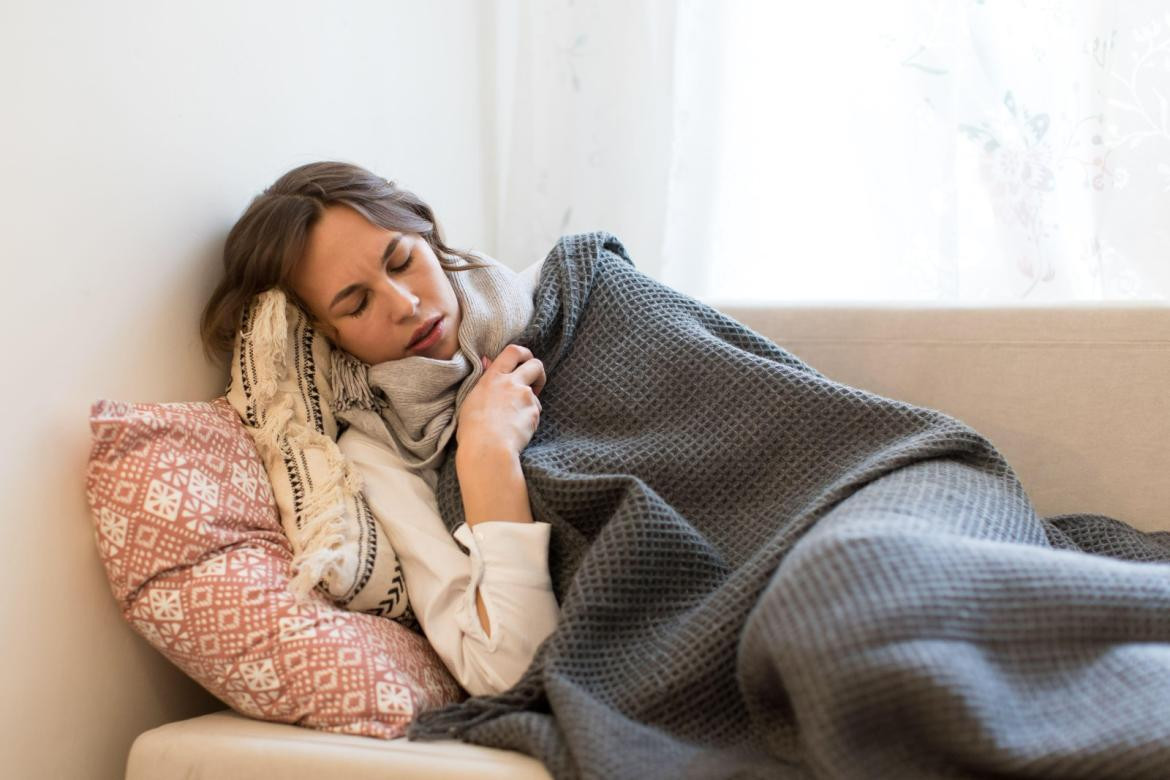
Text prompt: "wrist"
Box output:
[[455, 441, 517, 471], [456, 447, 533, 527]]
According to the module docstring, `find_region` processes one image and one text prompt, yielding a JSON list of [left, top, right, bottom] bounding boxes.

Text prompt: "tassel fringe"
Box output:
[[330, 349, 380, 413], [238, 289, 364, 602], [406, 672, 545, 740], [248, 290, 290, 402]]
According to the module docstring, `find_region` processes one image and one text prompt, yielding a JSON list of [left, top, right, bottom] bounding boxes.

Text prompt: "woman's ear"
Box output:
[[314, 318, 341, 345], [288, 294, 340, 345], [302, 310, 339, 345], [285, 285, 347, 353]]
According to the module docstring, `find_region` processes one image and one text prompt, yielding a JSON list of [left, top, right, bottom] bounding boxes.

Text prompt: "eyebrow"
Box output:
[[328, 233, 403, 311]]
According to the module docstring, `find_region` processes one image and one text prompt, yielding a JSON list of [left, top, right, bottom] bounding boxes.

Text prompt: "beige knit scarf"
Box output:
[[328, 253, 534, 490]]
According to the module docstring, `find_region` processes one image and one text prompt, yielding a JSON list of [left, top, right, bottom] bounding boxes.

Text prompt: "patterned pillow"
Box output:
[[84, 397, 464, 737], [226, 288, 409, 620]]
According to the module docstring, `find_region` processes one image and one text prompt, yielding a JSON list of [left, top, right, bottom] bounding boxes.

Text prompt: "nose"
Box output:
[[381, 278, 419, 320]]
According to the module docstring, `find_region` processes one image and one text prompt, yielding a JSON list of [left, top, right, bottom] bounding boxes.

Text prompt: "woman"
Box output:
[[200, 160, 558, 696], [204, 161, 1170, 780]]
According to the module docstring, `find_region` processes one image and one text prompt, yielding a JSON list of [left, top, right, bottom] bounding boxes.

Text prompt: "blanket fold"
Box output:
[[407, 231, 1170, 780]]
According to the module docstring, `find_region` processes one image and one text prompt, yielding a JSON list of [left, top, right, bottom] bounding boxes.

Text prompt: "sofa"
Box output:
[[123, 301, 1170, 779]]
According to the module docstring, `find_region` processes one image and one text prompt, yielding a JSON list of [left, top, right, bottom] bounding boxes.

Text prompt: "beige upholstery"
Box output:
[[126, 710, 549, 780], [719, 302, 1170, 532], [125, 303, 1170, 779]]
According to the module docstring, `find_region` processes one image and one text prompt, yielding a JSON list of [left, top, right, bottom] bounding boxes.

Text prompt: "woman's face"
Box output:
[[289, 204, 462, 364]]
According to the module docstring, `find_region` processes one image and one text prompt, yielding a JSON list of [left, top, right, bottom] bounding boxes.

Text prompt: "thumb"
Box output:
[[481, 355, 490, 370]]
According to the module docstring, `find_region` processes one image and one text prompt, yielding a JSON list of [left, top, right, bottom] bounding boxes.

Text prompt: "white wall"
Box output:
[[0, 2, 492, 777]]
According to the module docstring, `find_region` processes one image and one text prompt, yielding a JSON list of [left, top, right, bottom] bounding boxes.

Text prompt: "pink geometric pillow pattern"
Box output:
[[84, 396, 464, 738]]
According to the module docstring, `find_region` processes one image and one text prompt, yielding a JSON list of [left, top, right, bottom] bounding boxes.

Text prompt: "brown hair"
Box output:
[[199, 160, 491, 366]]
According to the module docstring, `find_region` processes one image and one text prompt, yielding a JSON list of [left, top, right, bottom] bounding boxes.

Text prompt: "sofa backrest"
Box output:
[[717, 302, 1170, 533]]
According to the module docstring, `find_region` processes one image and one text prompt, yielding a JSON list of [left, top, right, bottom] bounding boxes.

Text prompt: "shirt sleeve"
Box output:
[[337, 426, 560, 697]]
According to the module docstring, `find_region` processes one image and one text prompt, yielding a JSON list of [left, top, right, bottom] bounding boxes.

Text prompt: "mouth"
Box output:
[[408, 316, 443, 351]]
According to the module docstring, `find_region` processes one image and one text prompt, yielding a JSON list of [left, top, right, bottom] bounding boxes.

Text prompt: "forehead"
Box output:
[[306, 204, 387, 262], [295, 205, 394, 293]]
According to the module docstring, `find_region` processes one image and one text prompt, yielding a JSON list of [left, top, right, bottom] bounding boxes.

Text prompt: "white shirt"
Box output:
[[335, 256, 558, 697]]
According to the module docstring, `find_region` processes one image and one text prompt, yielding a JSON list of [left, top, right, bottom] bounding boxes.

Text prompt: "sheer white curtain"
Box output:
[[486, 0, 682, 281], [488, 0, 1170, 304]]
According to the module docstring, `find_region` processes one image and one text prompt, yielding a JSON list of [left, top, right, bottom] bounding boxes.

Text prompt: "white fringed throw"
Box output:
[[226, 289, 411, 619]]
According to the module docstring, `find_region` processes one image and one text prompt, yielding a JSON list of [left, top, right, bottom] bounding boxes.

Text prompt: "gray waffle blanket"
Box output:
[[407, 232, 1170, 779]]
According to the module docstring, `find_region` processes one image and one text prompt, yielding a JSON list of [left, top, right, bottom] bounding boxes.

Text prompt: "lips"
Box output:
[[408, 316, 441, 348]]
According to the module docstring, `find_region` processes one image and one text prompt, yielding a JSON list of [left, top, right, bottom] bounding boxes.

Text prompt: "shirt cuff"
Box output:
[[452, 521, 555, 651]]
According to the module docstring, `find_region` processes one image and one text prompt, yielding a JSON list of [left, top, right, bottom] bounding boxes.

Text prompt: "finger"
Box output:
[[491, 344, 534, 374], [514, 357, 544, 391]]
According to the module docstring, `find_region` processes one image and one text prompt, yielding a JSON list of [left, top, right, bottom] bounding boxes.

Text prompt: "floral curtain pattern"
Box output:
[[491, 0, 1169, 304]]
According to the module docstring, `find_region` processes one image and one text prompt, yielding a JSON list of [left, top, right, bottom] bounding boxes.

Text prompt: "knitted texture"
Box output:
[[407, 231, 1170, 779]]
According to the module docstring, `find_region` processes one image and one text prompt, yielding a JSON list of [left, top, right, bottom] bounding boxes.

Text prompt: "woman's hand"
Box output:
[[455, 344, 546, 460]]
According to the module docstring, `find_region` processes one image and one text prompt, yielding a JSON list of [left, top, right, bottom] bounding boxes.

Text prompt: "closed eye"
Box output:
[[347, 252, 414, 317], [348, 293, 370, 317]]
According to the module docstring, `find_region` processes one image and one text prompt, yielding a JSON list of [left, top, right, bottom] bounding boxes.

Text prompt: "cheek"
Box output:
[[338, 319, 369, 347], [439, 275, 459, 311], [337, 315, 392, 361]]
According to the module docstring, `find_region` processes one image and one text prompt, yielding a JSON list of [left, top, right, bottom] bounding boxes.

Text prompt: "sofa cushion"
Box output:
[[126, 709, 551, 780], [84, 397, 463, 739]]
